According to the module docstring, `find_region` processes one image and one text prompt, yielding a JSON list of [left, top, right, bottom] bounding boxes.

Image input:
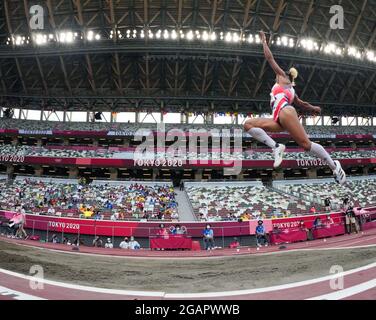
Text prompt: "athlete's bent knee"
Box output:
[[243, 119, 255, 132], [300, 140, 312, 151]]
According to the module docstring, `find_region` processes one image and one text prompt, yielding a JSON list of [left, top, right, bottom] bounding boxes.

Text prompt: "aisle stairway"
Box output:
[[175, 190, 197, 221]]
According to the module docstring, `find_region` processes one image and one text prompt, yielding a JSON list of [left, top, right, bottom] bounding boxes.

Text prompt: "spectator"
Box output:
[[325, 214, 334, 226], [50, 234, 59, 244], [346, 207, 360, 234], [313, 217, 322, 229], [105, 238, 113, 248], [255, 220, 268, 247], [345, 208, 352, 234], [324, 198, 331, 211], [157, 224, 169, 238], [72, 236, 84, 246], [299, 220, 311, 240], [63, 236, 71, 245], [119, 237, 130, 249], [92, 236, 103, 247], [202, 224, 215, 250], [128, 236, 141, 250], [170, 224, 185, 235], [310, 206, 317, 215], [229, 237, 240, 249]]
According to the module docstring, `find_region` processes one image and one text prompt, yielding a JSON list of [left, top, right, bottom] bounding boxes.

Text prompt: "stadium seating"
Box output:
[[185, 181, 317, 221], [0, 178, 178, 221], [0, 118, 375, 135]]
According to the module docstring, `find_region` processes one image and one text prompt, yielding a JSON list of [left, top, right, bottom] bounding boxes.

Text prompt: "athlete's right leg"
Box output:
[[243, 118, 285, 168], [243, 118, 283, 148], [278, 106, 346, 185]]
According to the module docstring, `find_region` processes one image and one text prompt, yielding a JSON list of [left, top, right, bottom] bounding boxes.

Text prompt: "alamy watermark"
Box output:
[[330, 5, 344, 30], [29, 264, 44, 290], [133, 123, 243, 175]]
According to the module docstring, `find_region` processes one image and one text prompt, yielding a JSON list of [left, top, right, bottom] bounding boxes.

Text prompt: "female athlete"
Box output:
[[244, 31, 346, 185]]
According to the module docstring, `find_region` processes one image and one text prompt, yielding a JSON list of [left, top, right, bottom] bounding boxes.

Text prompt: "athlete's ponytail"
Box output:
[[287, 67, 298, 85]]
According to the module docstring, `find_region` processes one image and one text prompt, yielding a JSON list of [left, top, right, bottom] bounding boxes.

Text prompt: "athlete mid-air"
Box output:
[[243, 31, 346, 185]]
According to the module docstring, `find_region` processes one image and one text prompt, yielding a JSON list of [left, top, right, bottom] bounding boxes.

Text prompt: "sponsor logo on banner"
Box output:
[[308, 134, 336, 139], [296, 159, 328, 167], [107, 130, 144, 136], [19, 130, 52, 135]]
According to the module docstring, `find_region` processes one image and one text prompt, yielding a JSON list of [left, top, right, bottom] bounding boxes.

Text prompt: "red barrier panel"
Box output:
[[150, 236, 193, 250], [312, 224, 345, 239], [269, 229, 308, 245]]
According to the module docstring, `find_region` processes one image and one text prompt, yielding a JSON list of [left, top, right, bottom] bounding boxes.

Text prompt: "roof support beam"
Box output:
[[347, 0, 368, 45], [73, 0, 97, 94], [4, 0, 27, 94], [46, 0, 72, 95]]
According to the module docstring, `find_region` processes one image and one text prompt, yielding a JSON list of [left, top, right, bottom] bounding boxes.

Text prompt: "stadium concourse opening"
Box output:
[[0, 0, 376, 304]]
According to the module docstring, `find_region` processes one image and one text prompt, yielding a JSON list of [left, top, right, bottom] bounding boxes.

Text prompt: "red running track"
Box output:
[[0, 229, 375, 300]]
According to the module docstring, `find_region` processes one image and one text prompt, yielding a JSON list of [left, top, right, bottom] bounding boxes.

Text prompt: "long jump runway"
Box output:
[[0, 230, 375, 300]]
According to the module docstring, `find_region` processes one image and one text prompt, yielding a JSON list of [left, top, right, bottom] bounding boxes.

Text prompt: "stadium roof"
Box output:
[[0, 0, 375, 116]]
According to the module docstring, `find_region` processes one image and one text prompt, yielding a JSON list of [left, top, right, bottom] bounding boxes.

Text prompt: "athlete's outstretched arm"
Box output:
[[294, 95, 321, 115], [260, 31, 285, 77]]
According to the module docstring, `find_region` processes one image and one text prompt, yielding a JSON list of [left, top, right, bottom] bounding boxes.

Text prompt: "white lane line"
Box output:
[[0, 268, 164, 298], [1, 262, 375, 299], [165, 262, 376, 298], [0, 285, 46, 300], [307, 279, 376, 300]]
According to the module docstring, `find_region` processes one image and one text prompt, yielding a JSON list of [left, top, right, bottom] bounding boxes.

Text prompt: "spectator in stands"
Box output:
[[170, 224, 184, 235], [346, 207, 360, 234], [110, 212, 119, 221], [345, 208, 352, 234], [72, 236, 84, 246], [129, 236, 141, 250], [229, 237, 240, 249], [47, 207, 56, 215], [343, 196, 350, 211], [119, 237, 130, 249], [299, 220, 311, 240], [203, 224, 215, 250], [105, 238, 113, 249], [50, 234, 59, 244], [92, 236, 103, 247], [157, 224, 169, 238], [325, 214, 334, 226], [255, 220, 268, 247], [313, 217, 322, 229], [324, 198, 331, 212], [310, 206, 317, 215], [63, 236, 71, 245]]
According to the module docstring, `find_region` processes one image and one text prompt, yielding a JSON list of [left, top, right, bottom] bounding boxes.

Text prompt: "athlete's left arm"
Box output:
[[294, 95, 321, 115]]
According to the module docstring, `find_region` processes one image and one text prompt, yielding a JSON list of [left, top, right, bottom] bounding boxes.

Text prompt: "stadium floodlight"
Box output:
[[202, 31, 209, 41], [171, 30, 177, 40], [59, 31, 74, 43], [366, 50, 375, 62], [48, 34, 54, 40], [232, 33, 240, 43], [148, 30, 154, 39], [186, 30, 194, 40], [248, 34, 254, 43], [87, 30, 94, 41], [210, 32, 217, 41], [225, 32, 232, 42], [276, 37, 282, 46], [281, 36, 288, 46], [34, 33, 47, 45], [156, 29, 162, 39], [140, 30, 145, 38], [95, 34, 101, 40], [163, 30, 169, 39], [15, 35, 23, 45], [255, 34, 261, 44], [220, 32, 224, 40]]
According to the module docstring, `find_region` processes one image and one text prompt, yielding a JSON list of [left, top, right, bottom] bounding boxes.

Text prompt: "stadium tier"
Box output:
[[0, 178, 178, 221], [1, 176, 374, 222]]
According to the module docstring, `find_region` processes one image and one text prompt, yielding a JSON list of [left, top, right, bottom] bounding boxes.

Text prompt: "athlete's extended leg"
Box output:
[[244, 118, 286, 168], [278, 106, 346, 184]]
